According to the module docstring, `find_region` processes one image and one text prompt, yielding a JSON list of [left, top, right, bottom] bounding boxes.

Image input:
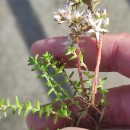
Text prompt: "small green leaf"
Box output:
[[31, 66, 38, 71], [54, 114, 58, 124], [23, 108, 29, 117], [98, 88, 108, 94], [69, 71, 74, 79], [34, 54, 39, 60], [37, 74, 46, 79], [18, 107, 22, 115], [102, 89, 108, 93], [72, 90, 77, 97], [0, 99, 4, 107], [10, 105, 17, 114], [79, 52, 83, 61], [46, 127, 49, 130], [57, 92, 62, 97], [46, 81, 52, 87], [84, 79, 90, 84], [28, 101, 32, 108], [6, 98, 10, 106], [47, 88, 54, 95], [43, 52, 53, 62], [99, 98, 109, 106], [69, 55, 77, 60], [83, 71, 89, 76], [100, 77, 107, 85], [59, 65, 65, 71], [35, 100, 40, 110], [52, 61, 58, 66], [52, 98, 59, 103], [28, 54, 38, 66], [65, 47, 76, 55], [15, 96, 20, 106], [39, 109, 44, 118], [88, 75, 94, 79], [100, 98, 105, 104], [46, 112, 51, 120], [23, 102, 32, 117], [31, 108, 37, 114], [29, 127, 33, 130], [65, 51, 71, 55], [3, 109, 7, 117], [58, 80, 68, 87]]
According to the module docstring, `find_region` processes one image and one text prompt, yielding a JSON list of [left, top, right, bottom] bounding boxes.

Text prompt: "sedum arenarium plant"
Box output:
[[0, 0, 110, 130]]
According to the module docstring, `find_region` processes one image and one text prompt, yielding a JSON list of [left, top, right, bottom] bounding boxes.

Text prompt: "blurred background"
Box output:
[[0, 0, 130, 130]]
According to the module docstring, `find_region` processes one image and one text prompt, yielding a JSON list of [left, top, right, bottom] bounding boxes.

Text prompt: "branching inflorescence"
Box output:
[[54, 0, 109, 104], [0, 0, 110, 130]]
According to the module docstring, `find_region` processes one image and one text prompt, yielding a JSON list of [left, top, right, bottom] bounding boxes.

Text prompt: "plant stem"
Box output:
[[76, 110, 87, 127], [74, 36, 86, 94], [95, 123, 100, 130], [63, 69, 83, 98], [83, 0, 93, 12], [91, 34, 103, 105]]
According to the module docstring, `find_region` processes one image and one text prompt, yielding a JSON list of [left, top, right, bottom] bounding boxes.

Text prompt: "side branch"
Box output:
[[74, 37, 86, 94]]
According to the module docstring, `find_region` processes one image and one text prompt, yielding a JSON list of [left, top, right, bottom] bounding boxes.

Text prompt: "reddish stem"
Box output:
[[74, 37, 86, 93], [91, 34, 102, 105]]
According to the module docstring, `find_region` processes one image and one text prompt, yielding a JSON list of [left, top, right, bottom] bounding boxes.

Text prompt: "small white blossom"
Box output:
[[73, 11, 81, 19], [71, 10, 85, 20], [54, 1, 73, 23], [54, 1, 109, 42], [102, 9, 107, 16], [95, 9, 100, 18], [103, 18, 109, 26], [54, 14, 63, 23], [87, 9, 109, 40]]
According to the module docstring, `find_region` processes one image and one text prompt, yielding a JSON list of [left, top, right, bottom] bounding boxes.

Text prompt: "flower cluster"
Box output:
[[54, 1, 109, 43], [87, 9, 109, 41], [54, 1, 73, 24]]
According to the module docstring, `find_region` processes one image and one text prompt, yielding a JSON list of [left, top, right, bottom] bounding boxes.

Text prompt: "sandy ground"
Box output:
[[0, 0, 130, 130]]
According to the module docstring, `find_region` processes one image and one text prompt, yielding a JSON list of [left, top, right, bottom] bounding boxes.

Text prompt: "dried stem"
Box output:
[[91, 34, 103, 105]]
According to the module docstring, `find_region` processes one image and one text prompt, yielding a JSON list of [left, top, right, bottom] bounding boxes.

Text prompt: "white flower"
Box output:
[[102, 9, 107, 16], [88, 18, 108, 41], [95, 8, 100, 18], [95, 9, 107, 18], [54, 14, 62, 23], [103, 18, 109, 26], [54, 1, 86, 25], [87, 9, 109, 41], [71, 10, 85, 20], [53, 1, 74, 23]]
